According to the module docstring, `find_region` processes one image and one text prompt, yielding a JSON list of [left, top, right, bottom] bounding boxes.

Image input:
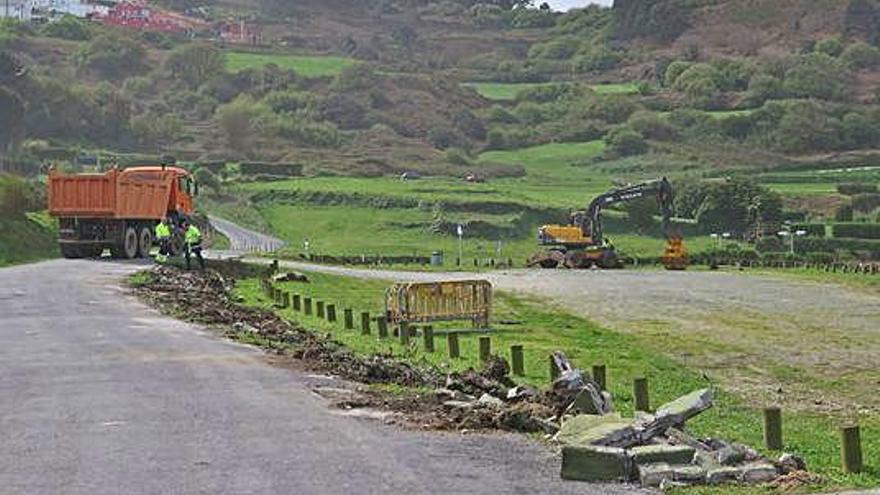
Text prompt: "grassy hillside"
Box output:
[[0, 212, 57, 267]]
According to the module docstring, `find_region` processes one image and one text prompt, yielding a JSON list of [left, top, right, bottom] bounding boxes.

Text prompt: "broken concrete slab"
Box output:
[[478, 393, 504, 407], [706, 466, 741, 484], [672, 464, 706, 483], [630, 444, 696, 466], [740, 463, 778, 483], [554, 413, 640, 447], [641, 388, 713, 439], [442, 400, 476, 411], [638, 462, 673, 487], [561, 445, 632, 482], [272, 272, 309, 282], [715, 444, 747, 465], [569, 385, 613, 415]]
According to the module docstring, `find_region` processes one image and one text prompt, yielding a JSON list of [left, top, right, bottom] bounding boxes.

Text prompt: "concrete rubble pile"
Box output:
[[549, 352, 805, 488]]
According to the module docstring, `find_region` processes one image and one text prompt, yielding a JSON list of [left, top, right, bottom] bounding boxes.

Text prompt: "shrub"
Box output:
[[836, 204, 854, 221], [513, 101, 550, 126], [263, 90, 314, 114], [40, 15, 93, 41], [332, 64, 376, 92], [815, 37, 844, 57], [604, 125, 647, 156], [487, 106, 519, 124], [673, 63, 721, 109], [78, 33, 147, 80], [576, 94, 637, 124], [528, 37, 579, 60], [445, 147, 471, 166], [664, 60, 692, 87], [428, 126, 466, 150], [268, 114, 342, 148], [852, 193, 880, 213], [486, 128, 507, 149], [711, 58, 753, 92], [627, 111, 678, 140], [783, 53, 851, 101], [516, 83, 580, 104], [215, 95, 271, 152], [130, 111, 182, 147], [745, 73, 784, 105], [841, 42, 880, 69], [318, 94, 369, 130], [841, 112, 880, 149], [165, 44, 225, 89], [572, 47, 623, 72], [837, 183, 878, 195], [453, 108, 486, 141], [772, 100, 842, 153], [793, 223, 826, 237]]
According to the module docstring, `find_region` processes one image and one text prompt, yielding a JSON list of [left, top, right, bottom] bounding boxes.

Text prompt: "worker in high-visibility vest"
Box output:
[[154, 217, 172, 263], [182, 219, 205, 270]]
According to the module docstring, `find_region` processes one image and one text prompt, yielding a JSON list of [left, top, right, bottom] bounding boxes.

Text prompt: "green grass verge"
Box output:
[[0, 212, 57, 267], [225, 51, 355, 77], [236, 268, 880, 492]]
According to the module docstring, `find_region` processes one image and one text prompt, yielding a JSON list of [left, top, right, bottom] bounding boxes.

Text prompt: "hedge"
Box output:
[[831, 223, 880, 239], [837, 183, 878, 195], [757, 236, 880, 254]]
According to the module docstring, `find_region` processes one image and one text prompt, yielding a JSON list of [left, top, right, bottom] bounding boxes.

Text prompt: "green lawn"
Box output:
[[236, 268, 880, 492], [225, 51, 355, 77], [477, 140, 607, 180], [463, 81, 639, 101]]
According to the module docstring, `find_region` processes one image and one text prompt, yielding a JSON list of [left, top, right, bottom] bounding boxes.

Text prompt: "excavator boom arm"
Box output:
[[582, 177, 674, 243]]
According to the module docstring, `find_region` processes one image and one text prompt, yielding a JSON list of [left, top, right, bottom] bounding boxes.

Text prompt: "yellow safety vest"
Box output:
[[155, 223, 171, 239], [185, 225, 202, 246]]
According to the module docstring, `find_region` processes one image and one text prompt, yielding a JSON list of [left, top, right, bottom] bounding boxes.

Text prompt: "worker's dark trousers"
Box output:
[[186, 244, 205, 270], [158, 238, 171, 256]]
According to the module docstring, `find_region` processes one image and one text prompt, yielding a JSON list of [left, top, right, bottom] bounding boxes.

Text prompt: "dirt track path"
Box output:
[[212, 216, 880, 412]]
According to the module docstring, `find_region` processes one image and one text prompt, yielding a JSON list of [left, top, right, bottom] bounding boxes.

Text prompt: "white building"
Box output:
[[1, 0, 108, 21]]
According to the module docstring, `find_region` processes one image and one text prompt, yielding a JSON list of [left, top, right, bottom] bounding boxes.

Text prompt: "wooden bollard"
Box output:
[[293, 294, 301, 311], [447, 332, 459, 358], [549, 355, 560, 381], [273, 288, 281, 306], [763, 407, 783, 450], [423, 325, 434, 352], [592, 364, 606, 391], [326, 304, 336, 322], [377, 316, 388, 338], [840, 425, 863, 473], [634, 377, 649, 412], [361, 312, 371, 335], [270, 259, 279, 274], [344, 309, 353, 329], [479, 336, 491, 362], [281, 292, 290, 309], [399, 323, 410, 345], [510, 345, 524, 376], [303, 297, 312, 316], [316, 301, 325, 319]]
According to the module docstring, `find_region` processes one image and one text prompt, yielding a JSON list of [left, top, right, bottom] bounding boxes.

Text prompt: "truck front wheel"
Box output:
[[60, 244, 83, 259]]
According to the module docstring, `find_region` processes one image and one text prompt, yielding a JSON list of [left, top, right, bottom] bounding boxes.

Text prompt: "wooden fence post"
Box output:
[[841, 425, 863, 473], [423, 325, 434, 352], [344, 309, 353, 329], [326, 304, 336, 322], [510, 345, 524, 376], [361, 312, 371, 335], [399, 322, 410, 345], [316, 301, 325, 319], [763, 407, 783, 450], [377, 317, 388, 338], [592, 364, 606, 391], [303, 297, 312, 316], [281, 292, 290, 309], [634, 377, 649, 412], [479, 336, 491, 361], [447, 332, 459, 358], [293, 294, 301, 311]]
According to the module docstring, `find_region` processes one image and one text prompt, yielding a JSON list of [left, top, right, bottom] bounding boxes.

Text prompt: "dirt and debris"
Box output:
[[133, 265, 555, 434], [272, 272, 309, 283]]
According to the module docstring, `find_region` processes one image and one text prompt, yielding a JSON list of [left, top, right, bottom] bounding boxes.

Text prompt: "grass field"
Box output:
[[236, 268, 880, 492], [463, 82, 639, 100], [225, 51, 356, 77], [477, 140, 606, 180]]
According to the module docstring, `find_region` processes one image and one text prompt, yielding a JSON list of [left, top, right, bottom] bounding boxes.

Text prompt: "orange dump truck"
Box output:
[[48, 166, 197, 259]]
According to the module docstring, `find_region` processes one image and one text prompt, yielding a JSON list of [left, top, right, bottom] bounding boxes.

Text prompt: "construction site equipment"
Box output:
[[385, 280, 492, 328], [48, 163, 197, 259], [528, 177, 685, 269], [661, 235, 688, 270]]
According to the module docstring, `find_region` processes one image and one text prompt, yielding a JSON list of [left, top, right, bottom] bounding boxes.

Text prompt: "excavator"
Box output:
[[527, 177, 687, 270]]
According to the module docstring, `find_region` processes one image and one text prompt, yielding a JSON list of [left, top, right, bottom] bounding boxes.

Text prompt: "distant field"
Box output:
[[463, 81, 639, 100], [477, 140, 606, 179], [225, 52, 355, 77]]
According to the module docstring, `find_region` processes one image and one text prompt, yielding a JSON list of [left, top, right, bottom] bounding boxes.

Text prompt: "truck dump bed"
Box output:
[[48, 168, 176, 220]]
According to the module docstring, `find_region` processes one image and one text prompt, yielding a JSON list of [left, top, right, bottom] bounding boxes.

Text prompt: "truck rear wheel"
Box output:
[[137, 227, 153, 258], [111, 227, 139, 259]]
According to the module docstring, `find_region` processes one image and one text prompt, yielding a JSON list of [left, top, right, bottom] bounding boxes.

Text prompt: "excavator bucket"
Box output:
[[661, 236, 688, 270]]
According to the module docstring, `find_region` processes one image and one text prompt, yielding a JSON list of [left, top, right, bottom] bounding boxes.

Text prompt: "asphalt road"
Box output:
[[0, 259, 644, 495]]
